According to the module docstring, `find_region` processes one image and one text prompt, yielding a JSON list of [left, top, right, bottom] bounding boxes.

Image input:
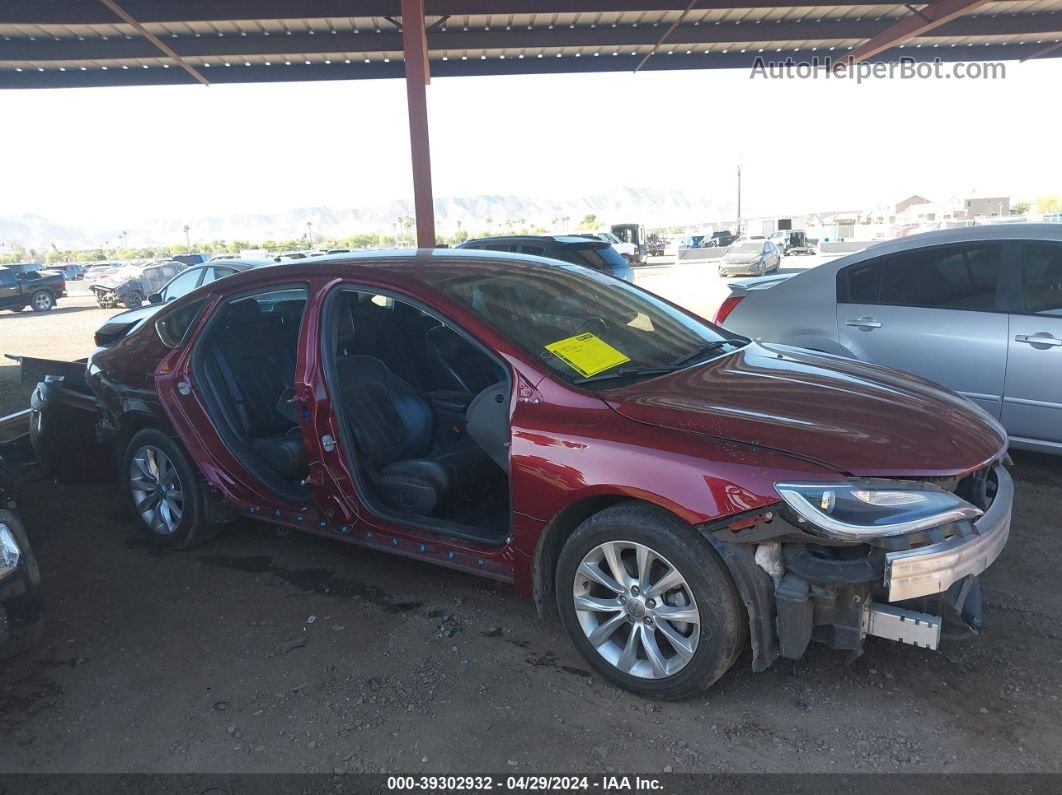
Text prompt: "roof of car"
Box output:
[[458, 235, 606, 247], [834, 223, 1062, 261], [181, 247, 607, 297]]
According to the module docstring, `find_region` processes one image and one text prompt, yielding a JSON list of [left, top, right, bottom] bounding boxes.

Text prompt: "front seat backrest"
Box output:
[[466, 381, 510, 472], [336, 355, 434, 469], [425, 325, 499, 394]]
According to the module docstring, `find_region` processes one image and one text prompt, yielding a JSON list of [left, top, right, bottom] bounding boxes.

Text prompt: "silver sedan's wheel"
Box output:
[[573, 540, 701, 680], [129, 444, 184, 535]]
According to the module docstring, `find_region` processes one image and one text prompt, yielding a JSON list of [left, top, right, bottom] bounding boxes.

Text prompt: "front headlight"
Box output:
[[0, 523, 21, 579], [774, 480, 982, 541]]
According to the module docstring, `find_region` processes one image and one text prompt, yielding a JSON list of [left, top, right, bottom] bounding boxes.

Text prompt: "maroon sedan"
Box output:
[[72, 249, 1010, 698]]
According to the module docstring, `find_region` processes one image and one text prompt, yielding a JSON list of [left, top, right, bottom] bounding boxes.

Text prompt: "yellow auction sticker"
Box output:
[[545, 333, 631, 378]]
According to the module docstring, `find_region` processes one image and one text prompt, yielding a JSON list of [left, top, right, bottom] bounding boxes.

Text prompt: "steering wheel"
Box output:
[[573, 316, 608, 335]]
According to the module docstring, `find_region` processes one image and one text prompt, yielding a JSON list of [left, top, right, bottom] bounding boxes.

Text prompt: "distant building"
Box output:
[[894, 194, 933, 215], [963, 195, 1010, 218]]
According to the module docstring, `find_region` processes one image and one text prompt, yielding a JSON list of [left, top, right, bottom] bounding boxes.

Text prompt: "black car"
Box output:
[[456, 235, 634, 282], [172, 253, 210, 267], [709, 231, 737, 248], [0, 452, 43, 660]]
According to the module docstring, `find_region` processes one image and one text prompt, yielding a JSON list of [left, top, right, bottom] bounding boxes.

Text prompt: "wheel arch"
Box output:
[[532, 494, 631, 618], [533, 495, 780, 674]]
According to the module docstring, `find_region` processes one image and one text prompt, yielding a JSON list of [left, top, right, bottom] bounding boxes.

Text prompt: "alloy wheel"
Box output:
[[572, 540, 701, 679], [129, 445, 185, 535], [32, 292, 52, 311]]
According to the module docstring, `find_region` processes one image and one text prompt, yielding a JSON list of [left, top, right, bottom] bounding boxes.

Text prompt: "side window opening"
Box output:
[[193, 286, 310, 494], [324, 288, 511, 541]]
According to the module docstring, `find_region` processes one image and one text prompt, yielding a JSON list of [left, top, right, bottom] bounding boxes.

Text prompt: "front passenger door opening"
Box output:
[[321, 288, 512, 544]]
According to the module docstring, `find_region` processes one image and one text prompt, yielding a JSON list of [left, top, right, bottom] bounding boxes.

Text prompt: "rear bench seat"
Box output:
[[202, 298, 307, 481]]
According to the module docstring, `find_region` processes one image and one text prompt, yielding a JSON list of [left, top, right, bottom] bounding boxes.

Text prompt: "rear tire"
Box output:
[[29, 291, 54, 312], [122, 428, 218, 549], [556, 503, 745, 700]]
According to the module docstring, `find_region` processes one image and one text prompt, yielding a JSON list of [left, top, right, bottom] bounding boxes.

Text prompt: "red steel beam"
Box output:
[[98, 0, 209, 86], [401, 0, 436, 249], [840, 0, 991, 66]]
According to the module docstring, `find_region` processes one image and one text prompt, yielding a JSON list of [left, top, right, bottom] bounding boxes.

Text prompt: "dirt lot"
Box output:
[[1, 269, 1060, 774]]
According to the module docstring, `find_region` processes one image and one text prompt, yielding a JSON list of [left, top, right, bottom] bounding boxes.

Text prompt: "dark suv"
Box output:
[[457, 235, 634, 282]]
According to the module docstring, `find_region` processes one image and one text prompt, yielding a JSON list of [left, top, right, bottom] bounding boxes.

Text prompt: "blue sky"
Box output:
[[1, 57, 1060, 224]]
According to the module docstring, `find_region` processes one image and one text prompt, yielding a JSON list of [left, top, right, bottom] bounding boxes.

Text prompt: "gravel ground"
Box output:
[[1, 263, 1060, 774]]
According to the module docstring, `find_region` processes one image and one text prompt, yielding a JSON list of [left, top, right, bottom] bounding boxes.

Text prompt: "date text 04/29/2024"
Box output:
[[386, 775, 664, 792]]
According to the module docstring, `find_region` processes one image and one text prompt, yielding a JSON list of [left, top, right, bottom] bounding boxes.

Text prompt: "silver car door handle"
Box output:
[[845, 318, 882, 329], [1015, 334, 1062, 346]]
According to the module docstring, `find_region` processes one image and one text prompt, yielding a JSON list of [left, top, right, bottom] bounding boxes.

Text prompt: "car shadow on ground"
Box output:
[[0, 305, 98, 320]]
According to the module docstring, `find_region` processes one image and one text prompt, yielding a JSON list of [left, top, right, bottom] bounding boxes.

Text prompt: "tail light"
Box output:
[[712, 295, 744, 326]]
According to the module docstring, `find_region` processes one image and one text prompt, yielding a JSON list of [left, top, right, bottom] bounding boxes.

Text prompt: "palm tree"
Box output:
[[485, 216, 493, 235], [183, 225, 190, 249]]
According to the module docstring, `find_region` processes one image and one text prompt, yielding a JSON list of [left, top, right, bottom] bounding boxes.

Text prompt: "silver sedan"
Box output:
[[717, 240, 781, 277], [715, 224, 1062, 455]]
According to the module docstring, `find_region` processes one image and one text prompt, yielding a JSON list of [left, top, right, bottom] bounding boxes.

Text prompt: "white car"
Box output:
[[576, 232, 638, 263]]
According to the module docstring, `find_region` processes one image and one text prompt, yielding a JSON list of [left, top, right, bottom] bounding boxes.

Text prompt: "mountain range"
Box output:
[[0, 187, 736, 250]]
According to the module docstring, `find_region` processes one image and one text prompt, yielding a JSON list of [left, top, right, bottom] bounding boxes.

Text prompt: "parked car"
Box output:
[[648, 238, 666, 257], [768, 229, 815, 256], [31, 249, 1011, 698], [716, 224, 1062, 455], [573, 232, 638, 264], [172, 253, 210, 267], [458, 235, 634, 282], [83, 262, 119, 284], [709, 231, 737, 248], [0, 266, 66, 312], [90, 260, 187, 309], [51, 263, 85, 281], [89, 260, 274, 348], [0, 450, 44, 659], [718, 240, 781, 277]]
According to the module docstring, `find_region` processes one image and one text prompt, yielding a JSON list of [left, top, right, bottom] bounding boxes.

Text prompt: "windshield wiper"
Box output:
[[668, 339, 738, 368], [573, 366, 678, 386]]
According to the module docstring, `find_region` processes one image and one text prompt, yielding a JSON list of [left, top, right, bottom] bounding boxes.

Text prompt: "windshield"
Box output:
[[731, 242, 764, 254], [426, 263, 741, 386]]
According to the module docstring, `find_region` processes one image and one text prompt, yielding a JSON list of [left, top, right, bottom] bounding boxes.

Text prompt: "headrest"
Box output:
[[273, 299, 306, 324], [224, 299, 261, 326]]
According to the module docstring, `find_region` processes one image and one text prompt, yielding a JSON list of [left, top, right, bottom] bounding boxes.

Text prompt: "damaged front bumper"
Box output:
[[885, 465, 1011, 601], [706, 462, 1012, 669]]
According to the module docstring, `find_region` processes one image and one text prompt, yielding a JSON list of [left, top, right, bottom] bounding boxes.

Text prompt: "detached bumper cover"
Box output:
[[885, 464, 1012, 601]]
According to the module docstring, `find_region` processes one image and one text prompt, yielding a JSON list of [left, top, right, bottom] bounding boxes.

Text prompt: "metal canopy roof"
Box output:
[[2, 1, 1061, 88]]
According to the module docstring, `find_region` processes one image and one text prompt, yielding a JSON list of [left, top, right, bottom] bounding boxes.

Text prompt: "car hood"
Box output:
[[602, 343, 1007, 477], [723, 252, 760, 263]]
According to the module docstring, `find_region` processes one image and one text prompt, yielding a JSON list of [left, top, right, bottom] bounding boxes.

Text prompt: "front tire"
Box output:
[[29, 291, 54, 312], [123, 428, 217, 549], [556, 503, 745, 700], [122, 290, 145, 309]]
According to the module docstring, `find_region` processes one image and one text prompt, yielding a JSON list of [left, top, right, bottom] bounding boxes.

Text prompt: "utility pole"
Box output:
[[183, 225, 190, 249], [736, 163, 742, 235], [306, 221, 313, 249]]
